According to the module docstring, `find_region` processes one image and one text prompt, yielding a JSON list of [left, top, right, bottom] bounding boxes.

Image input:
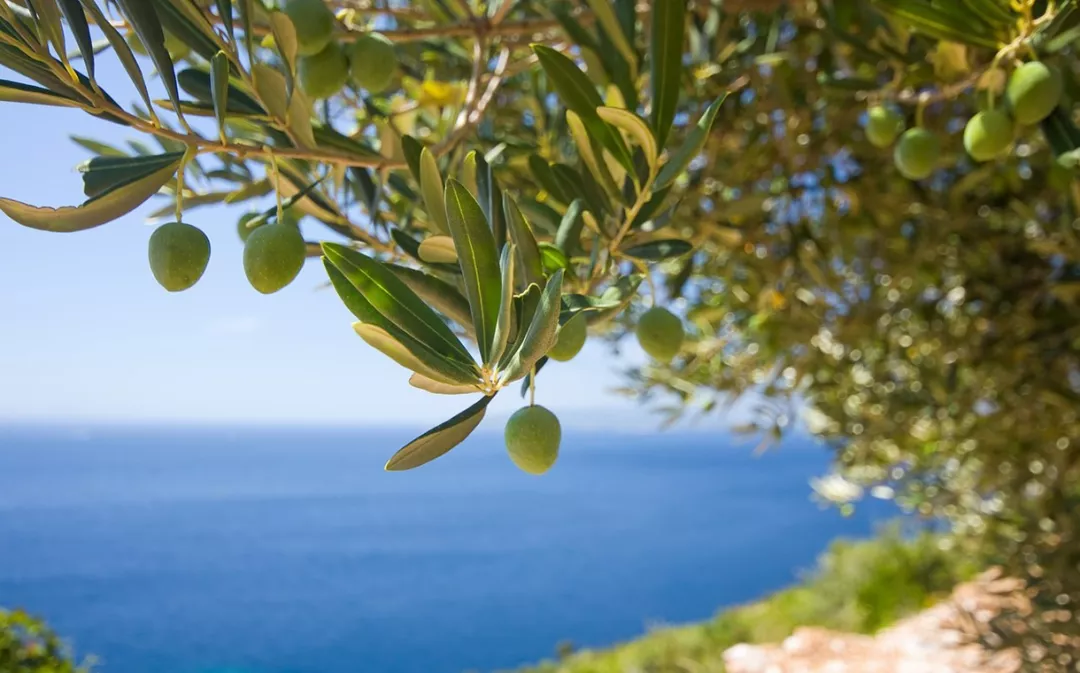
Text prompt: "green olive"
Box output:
[[298, 42, 349, 99], [963, 110, 1013, 162], [548, 314, 587, 362], [893, 128, 939, 181], [348, 33, 398, 92], [283, 0, 336, 57], [1005, 61, 1062, 126], [636, 306, 684, 362], [148, 222, 211, 292], [865, 106, 904, 148], [505, 405, 561, 475], [243, 223, 306, 294]]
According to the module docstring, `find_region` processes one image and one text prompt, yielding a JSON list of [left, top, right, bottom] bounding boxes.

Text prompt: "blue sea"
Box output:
[[0, 424, 890, 673]]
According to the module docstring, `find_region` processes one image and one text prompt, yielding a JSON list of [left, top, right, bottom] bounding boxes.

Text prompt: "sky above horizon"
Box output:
[[0, 55, 747, 429]]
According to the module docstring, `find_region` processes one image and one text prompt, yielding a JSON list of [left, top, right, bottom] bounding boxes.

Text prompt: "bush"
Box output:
[[0, 609, 88, 673]]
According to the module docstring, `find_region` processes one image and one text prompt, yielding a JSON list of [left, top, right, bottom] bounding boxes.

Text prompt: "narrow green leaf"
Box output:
[[444, 179, 502, 362], [79, 0, 154, 115], [622, 238, 693, 260], [555, 199, 585, 255], [210, 51, 230, 143], [384, 395, 494, 471], [324, 261, 479, 385], [57, 0, 93, 79], [566, 109, 622, 201], [499, 283, 542, 372], [402, 135, 424, 183], [215, 0, 234, 44], [499, 270, 564, 383], [650, 0, 685, 147], [585, 0, 637, 78], [538, 243, 569, 272], [252, 62, 288, 120], [488, 244, 517, 367], [115, 0, 184, 121], [409, 373, 481, 395], [28, 0, 65, 65], [0, 78, 78, 107], [476, 155, 506, 250], [178, 68, 264, 115], [532, 44, 635, 173], [655, 95, 726, 189], [872, 0, 1001, 48], [0, 155, 180, 232], [237, 0, 255, 63], [352, 323, 470, 385], [387, 264, 474, 336], [527, 155, 570, 204], [503, 194, 545, 288], [322, 242, 477, 368], [268, 10, 298, 78], [79, 151, 186, 198], [420, 147, 450, 235], [598, 106, 658, 171], [71, 136, 127, 157], [461, 150, 478, 195], [153, 0, 222, 63]]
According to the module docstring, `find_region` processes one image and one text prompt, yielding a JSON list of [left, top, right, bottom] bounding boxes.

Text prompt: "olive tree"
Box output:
[[2, 0, 1079, 666]]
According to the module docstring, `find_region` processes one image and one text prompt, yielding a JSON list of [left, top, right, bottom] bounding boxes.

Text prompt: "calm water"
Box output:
[[0, 424, 889, 673]]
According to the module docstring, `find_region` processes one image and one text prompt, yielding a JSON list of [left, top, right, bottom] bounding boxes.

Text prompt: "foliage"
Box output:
[[3, 0, 1080, 664], [0, 609, 89, 673], [508, 526, 977, 673]]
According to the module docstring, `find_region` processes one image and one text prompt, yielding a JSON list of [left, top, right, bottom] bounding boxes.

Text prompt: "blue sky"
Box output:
[[0, 55, 706, 427]]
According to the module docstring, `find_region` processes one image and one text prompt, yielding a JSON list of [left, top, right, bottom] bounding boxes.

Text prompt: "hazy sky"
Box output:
[[0, 55, 721, 428]]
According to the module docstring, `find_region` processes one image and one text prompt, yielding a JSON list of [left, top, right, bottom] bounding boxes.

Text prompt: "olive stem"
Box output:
[[529, 367, 536, 407], [174, 154, 187, 223]]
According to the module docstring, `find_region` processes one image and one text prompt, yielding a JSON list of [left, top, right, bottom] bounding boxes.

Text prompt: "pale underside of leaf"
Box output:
[[385, 395, 493, 471], [353, 323, 466, 385], [409, 373, 482, 395], [0, 157, 180, 232], [418, 235, 458, 263]]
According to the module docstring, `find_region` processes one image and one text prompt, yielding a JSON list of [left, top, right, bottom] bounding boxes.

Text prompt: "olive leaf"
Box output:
[[597, 106, 659, 173], [215, 0, 234, 44], [210, 52, 230, 143], [0, 153, 181, 232], [387, 264, 475, 337], [499, 269, 564, 383], [655, 95, 726, 189], [0, 79, 79, 107], [532, 45, 635, 174], [384, 394, 494, 471], [322, 243, 477, 368], [419, 147, 450, 234], [57, 0, 93, 79], [79, 0, 154, 115], [114, 0, 184, 121], [503, 194, 544, 288], [622, 238, 693, 260], [417, 235, 458, 263], [409, 373, 481, 395], [79, 151, 186, 198], [488, 244, 517, 367], [444, 179, 502, 363], [649, 0, 686, 148], [324, 261, 480, 385], [566, 109, 623, 201], [555, 199, 586, 256]]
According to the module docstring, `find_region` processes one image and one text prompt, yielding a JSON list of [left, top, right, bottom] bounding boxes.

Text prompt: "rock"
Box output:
[[723, 570, 1023, 673]]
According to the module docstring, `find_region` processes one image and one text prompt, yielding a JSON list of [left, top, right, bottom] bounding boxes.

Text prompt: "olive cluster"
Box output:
[[866, 61, 1063, 179], [285, 0, 399, 99]]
